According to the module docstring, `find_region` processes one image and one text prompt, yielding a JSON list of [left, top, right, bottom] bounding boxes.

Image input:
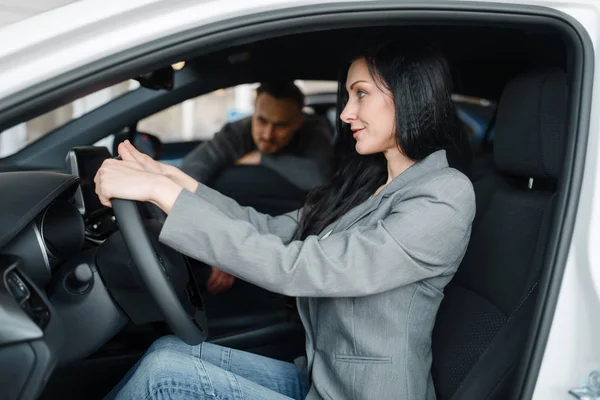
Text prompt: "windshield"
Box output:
[[0, 80, 138, 158]]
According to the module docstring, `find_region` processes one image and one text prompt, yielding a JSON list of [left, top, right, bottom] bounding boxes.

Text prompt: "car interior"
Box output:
[[0, 8, 588, 400]]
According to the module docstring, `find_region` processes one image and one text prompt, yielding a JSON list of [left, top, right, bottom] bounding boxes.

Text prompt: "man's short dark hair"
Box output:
[[256, 81, 305, 109]]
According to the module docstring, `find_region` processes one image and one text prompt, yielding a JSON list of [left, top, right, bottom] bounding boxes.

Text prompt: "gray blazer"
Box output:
[[159, 150, 476, 400]]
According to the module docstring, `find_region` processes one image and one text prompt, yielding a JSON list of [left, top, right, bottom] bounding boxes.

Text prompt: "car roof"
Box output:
[[0, 0, 585, 103], [0, 0, 315, 100]]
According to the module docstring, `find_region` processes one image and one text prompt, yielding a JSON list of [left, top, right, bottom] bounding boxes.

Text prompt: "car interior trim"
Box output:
[[31, 223, 51, 274]]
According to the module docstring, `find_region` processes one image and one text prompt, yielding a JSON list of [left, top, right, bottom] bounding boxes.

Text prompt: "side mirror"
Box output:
[[134, 67, 174, 91]]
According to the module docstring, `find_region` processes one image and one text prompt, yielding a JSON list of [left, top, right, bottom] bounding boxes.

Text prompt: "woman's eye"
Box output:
[[357, 90, 366, 99]]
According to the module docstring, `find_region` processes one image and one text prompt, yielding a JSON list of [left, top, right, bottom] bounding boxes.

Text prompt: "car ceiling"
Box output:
[[186, 25, 567, 101], [0, 23, 569, 170]]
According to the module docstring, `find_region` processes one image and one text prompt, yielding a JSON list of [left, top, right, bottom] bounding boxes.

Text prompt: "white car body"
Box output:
[[0, 0, 598, 398]]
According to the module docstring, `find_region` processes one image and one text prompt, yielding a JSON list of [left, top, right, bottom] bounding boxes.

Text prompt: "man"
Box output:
[[180, 81, 335, 294], [181, 81, 334, 190]]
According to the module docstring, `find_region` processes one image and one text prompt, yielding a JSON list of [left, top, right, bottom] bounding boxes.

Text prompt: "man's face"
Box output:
[[251, 92, 304, 154]]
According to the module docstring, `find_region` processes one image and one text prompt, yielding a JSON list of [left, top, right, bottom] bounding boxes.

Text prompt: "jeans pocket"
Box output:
[[333, 354, 392, 364]]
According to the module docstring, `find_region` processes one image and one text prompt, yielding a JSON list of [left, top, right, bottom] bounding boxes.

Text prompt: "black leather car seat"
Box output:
[[431, 68, 568, 400]]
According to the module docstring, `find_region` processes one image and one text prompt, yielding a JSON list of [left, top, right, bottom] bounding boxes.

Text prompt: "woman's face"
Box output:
[[340, 57, 398, 155]]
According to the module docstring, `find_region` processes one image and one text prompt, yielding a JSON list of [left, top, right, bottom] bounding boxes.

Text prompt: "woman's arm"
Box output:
[[164, 164, 302, 243], [158, 174, 475, 297], [119, 140, 302, 242]]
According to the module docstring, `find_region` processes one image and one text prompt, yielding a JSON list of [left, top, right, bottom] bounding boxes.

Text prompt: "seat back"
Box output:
[[209, 165, 307, 215], [431, 69, 568, 400]]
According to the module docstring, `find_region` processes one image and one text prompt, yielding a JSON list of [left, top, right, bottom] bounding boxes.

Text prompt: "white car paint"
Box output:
[[0, 0, 353, 101], [0, 0, 78, 27], [0, 1, 599, 398]]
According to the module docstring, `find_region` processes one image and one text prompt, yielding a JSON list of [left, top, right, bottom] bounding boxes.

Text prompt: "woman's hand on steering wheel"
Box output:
[[119, 140, 169, 175], [95, 145, 209, 344], [119, 140, 200, 194], [94, 156, 182, 214]]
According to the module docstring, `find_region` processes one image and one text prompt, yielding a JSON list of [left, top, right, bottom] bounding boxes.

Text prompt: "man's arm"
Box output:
[[180, 118, 254, 183]]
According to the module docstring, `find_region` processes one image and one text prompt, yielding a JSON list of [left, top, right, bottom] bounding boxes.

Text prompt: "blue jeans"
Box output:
[[105, 335, 310, 399]]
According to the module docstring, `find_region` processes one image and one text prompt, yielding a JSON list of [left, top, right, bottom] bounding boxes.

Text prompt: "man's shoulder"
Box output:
[[223, 115, 253, 134], [208, 116, 254, 147]]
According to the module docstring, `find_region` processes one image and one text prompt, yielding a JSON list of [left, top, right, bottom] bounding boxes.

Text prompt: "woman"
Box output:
[[97, 39, 476, 400]]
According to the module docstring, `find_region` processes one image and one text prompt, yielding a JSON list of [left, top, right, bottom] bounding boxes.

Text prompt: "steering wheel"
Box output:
[[112, 198, 208, 345]]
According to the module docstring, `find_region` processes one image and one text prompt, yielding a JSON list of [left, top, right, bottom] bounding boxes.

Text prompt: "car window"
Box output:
[[0, 80, 139, 158], [137, 80, 338, 143], [452, 94, 497, 152]]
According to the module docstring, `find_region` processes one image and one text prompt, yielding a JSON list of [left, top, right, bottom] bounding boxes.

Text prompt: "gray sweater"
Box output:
[[180, 113, 334, 191]]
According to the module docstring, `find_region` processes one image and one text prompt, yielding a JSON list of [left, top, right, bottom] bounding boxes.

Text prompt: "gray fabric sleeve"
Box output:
[[159, 174, 475, 297], [179, 118, 253, 183], [193, 182, 302, 243]]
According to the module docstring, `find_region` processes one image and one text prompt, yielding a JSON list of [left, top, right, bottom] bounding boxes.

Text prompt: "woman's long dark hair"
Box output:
[[297, 39, 463, 239]]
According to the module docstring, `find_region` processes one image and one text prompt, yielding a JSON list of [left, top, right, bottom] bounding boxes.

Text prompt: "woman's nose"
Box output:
[[340, 101, 356, 123]]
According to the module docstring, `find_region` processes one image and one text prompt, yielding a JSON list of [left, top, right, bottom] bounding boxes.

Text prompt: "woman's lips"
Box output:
[[352, 128, 364, 139]]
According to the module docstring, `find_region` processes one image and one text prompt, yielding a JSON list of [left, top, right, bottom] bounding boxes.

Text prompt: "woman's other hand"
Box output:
[[118, 140, 168, 175], [119, 140, 199, 194]]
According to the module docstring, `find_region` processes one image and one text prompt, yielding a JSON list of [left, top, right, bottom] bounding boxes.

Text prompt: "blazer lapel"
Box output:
[[318, 150, 449, 238]]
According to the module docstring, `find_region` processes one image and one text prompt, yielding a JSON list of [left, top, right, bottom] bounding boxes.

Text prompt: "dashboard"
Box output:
[[0, 151, 130, 400], [0, 144, 313, 399], [0, 172, 81, 287], [0, 171, 83, 400]]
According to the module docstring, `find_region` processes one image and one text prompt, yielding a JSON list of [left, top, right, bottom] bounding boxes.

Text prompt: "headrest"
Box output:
[[494, 68, 568, 181]]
